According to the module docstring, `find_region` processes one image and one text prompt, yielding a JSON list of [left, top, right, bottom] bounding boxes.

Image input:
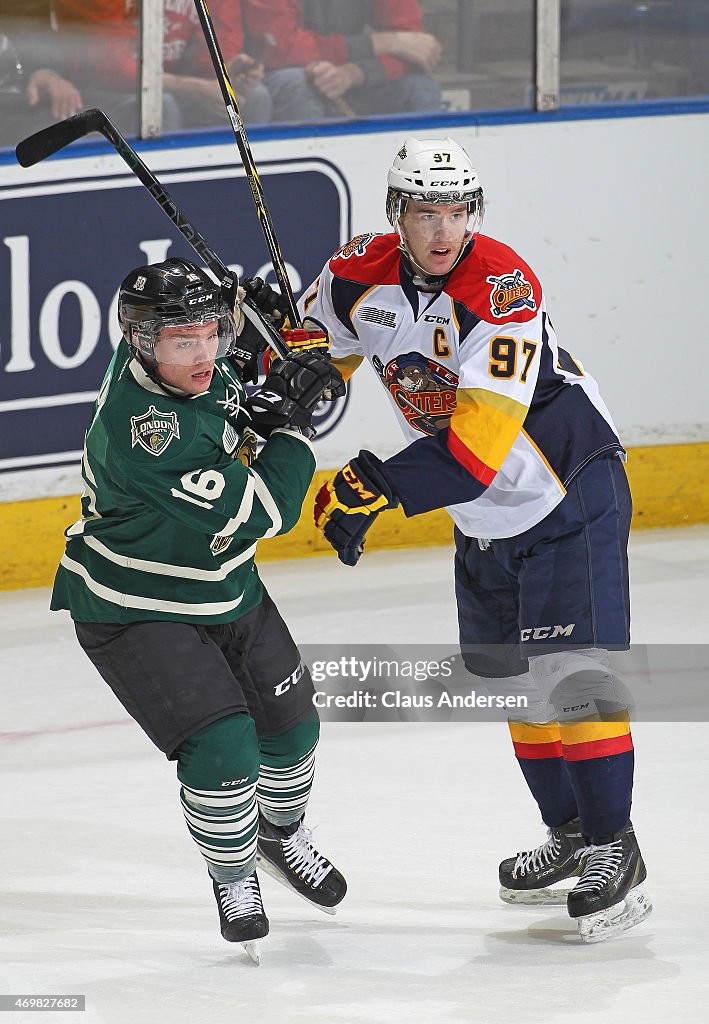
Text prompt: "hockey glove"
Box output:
[[242, 276, 290, 326], [242, 278, 331, 355], [249, 350, 345, 439], [280, 316, 331, 355], [314, 451, 399, 566], [226, 285, 269, 384]]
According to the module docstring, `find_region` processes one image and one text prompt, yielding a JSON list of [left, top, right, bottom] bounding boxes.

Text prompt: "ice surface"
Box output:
[[1, 527, 708, 1024]]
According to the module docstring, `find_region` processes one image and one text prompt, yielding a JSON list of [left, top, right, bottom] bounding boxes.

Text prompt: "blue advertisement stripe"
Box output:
[[2, 97, 707, 166]]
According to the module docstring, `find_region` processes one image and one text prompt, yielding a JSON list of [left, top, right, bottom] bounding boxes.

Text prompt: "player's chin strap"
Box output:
[[395, 229, 475, 292], [131, 350, 195, 400]]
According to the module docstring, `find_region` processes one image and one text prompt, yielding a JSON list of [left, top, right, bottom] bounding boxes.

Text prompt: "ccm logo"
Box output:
[[274, 660, 306, 696], [342, 464, 376, 501], [520, 624, 575, 641]]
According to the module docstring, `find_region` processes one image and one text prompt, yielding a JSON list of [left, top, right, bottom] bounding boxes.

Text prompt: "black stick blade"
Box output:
[[15, 108, 106, 167]]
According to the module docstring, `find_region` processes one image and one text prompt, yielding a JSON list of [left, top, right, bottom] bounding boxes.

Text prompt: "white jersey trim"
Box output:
[[60, 553, 246, 615], [81, 535, 258, 580], [219, 476, 256, 537], [250, 469, 283, 538], [270, 427, 316, 457]]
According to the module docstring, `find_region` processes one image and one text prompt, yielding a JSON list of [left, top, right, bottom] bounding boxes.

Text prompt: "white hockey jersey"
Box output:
[[301, 232, 623, 539]]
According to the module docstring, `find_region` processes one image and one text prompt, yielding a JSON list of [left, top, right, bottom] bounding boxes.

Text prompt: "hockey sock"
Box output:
[[558, 711, 634, 839], [257, 713, 320, 826], [176, 713, 260, 884], [508, 718, 579, 827], [529, 649, 634, 839]]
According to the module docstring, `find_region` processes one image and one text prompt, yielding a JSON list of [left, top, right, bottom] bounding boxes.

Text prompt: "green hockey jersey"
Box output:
[[51, 341, 316, 624]]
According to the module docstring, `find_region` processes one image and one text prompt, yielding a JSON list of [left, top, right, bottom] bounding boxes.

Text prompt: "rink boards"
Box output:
[[1, 106, 708, 586]]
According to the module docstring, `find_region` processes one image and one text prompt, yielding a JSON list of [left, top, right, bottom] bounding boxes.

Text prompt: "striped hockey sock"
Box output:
[[508, 718, 579, 827], [257, 742, 317, 826], [176, 713, 260, 883], [180, 779, 259, 883], [257, 716, 320, 826]]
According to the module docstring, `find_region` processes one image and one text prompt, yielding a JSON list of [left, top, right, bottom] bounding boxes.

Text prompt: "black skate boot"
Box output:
[[212, 871, 269, 964], [256, 814, 347, 914], [499, 818, 587, 905], [567, 821, 652, 943]]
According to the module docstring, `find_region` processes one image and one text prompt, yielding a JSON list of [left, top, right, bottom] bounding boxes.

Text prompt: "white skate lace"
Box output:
[[513, 829, 562, 877], [282, 824, 331, 887], [572, 841, 623, 893], [219, 875, 263, 920]]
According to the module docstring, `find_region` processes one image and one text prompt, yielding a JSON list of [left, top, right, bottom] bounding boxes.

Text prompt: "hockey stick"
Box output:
[[15, 108, 290, 360], [191, 0, 302, 329]]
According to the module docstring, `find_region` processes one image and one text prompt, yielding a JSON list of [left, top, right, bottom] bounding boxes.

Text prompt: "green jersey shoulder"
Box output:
[[51, 341, 316, 624]]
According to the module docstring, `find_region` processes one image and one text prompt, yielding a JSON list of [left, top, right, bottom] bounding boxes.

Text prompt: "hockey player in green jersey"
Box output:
[[51, 257, 347, 964]]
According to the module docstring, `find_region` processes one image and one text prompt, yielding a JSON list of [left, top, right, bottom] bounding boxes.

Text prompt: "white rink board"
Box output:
[[2, 110, 708, 502]]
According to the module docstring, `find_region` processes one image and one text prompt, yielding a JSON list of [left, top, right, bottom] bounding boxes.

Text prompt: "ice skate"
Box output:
[[256, 814, 347, 914], [212, 872, 269, 964], [499, 818, 587, 905], [567, 821, 652, 943]]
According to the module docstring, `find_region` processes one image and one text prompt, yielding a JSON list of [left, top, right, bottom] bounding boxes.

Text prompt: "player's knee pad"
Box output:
[[176, 712, 260, 796], [259, 711, 320, 767], [528, 648, 630, 721]]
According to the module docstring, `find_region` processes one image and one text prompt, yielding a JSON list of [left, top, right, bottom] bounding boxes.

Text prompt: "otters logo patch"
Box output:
[[373, 352, 458, 436], [130, 406, 180, 456], [486, 269, 536, 318], [334, 233, 378, 260]]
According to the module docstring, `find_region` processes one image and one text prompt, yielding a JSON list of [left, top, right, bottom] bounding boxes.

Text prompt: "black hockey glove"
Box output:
[[243, 277, 332, 356], [242, 276, 291, 327], [225, 286, 274, 384], [249, 350, 345, 439], [313, 451, 399, 566]]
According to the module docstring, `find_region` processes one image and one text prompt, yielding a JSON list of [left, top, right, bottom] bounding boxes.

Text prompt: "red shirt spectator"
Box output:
[[56, 0, 245, 90], [243, 0, 441, 120]]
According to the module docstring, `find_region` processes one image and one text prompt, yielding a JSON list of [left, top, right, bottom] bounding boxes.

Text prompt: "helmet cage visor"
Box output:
[[127, 310, 238, 366], [386, 187, 485, 237]]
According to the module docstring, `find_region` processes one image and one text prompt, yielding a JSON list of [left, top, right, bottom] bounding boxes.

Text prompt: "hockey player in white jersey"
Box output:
[[305, 137, 652, 943]]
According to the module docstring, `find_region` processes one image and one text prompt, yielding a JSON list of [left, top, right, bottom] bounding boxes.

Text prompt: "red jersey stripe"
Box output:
[[448, 427, 496, 484]]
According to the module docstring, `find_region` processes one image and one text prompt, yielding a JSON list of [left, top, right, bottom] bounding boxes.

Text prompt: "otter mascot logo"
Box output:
[[373, 352, 458, 435]]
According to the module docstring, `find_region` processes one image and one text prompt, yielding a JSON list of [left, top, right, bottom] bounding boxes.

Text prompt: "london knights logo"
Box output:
[[130, 406, 180, 456]]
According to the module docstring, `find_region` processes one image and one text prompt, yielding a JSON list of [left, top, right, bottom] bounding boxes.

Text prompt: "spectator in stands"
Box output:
[[54, 0, 272, 132], [243, 0, 442, 121], [0, 0, 83, 147]]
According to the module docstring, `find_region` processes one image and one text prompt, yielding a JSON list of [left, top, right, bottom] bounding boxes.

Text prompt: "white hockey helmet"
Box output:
[[386, 137, 484, 235]]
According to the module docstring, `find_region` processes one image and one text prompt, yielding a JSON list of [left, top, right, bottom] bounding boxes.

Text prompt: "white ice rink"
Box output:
[[2, 527, 709, 1024]]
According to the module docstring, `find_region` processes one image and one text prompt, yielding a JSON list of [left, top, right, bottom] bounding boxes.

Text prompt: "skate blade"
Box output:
[[241, 939, 262, 965], [256, 854, 337, 916], [499, 884, 574, 907], [577, 883, 653, 944]]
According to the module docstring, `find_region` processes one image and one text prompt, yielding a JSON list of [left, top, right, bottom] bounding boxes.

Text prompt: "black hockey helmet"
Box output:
[[118, 257, 238, 365]]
